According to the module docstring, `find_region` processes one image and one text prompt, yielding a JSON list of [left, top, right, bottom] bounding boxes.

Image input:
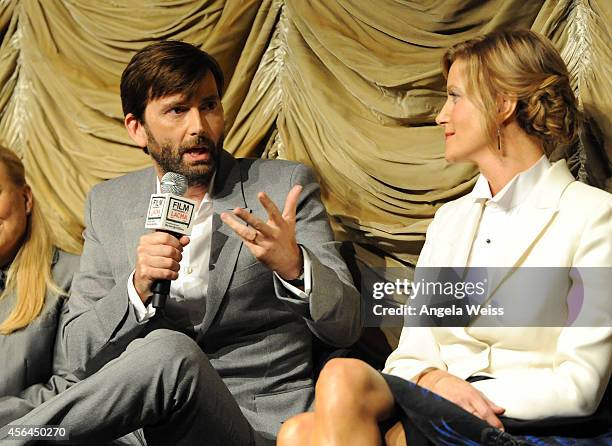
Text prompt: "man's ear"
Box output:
[[124, 113, 148, 148], [498, 94, 518, 125]]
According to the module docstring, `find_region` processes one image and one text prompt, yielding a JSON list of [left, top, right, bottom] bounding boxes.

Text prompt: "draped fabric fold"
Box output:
[[0, 0, 609, 271]]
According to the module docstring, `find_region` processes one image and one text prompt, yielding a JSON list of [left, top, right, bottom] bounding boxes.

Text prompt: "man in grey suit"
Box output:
[[1, 41, 360, 445]]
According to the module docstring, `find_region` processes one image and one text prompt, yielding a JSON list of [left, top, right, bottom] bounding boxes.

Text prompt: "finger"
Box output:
[[231, 207, 275, 237], [471, 399, 504, 431], [143, 266, 180, 281], [142, 231, 185, 250], [135, 259, 180, 281], [179, 235, 190, 247], [488, 403, 505, 415], [137, 244, 183, 263], [466, 404, 480, 419], [282, 185, 302, 220], [147, 255, 181, 271], [482, 395, 505, 415], [258, 192, 284, 226], [485, 413, 504, 431], [221, 212, 259, 242]]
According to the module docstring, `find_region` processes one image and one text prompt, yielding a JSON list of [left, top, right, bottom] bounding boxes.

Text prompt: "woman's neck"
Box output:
[[475, 123, 545, 196]]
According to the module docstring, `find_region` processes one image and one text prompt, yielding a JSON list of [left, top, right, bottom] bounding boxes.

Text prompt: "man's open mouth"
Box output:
[[182, 146, 211, 162]]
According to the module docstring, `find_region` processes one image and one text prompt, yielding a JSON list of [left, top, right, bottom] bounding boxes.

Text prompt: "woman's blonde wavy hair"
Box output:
[[0, 146, 62, 335], [442, 29, 579, 156]]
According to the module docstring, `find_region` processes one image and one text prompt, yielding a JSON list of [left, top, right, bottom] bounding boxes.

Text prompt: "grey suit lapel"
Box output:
[[118, 155, 248, 335], [199, 151, 248, 335], [123, 168, 157, 270]]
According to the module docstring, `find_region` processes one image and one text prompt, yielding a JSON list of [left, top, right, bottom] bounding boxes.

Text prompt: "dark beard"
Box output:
[[146, 128, 222, 188]]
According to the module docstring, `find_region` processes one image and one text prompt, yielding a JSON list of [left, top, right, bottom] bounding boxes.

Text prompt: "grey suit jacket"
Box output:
[[61, 150, 361, 436], [0, 250, 80, 424]]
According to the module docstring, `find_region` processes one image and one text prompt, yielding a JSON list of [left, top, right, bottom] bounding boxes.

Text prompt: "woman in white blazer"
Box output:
[[278, 30, 611, 446]]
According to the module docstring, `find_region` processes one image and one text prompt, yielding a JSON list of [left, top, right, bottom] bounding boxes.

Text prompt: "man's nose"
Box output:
[[187, 108, 208, 136]]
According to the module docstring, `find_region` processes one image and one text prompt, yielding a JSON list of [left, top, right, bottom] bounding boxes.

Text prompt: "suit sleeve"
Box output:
[[272, 164, 362, 347], [472, 198, 612, 419], [0, 303, 80, 424], [60, 188, 146, 378], [0, 256, 80, 425]]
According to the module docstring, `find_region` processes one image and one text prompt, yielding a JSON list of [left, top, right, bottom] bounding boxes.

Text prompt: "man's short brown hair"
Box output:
[[120, 40, 224, 123]]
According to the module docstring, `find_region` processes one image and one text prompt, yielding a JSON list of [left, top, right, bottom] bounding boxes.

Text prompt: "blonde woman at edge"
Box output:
[[278, 30, 611, 446], [0, 146, 80, 424]]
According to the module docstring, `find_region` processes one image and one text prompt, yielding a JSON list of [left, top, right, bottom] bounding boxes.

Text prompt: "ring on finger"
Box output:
[[250, 231, 259, 243]]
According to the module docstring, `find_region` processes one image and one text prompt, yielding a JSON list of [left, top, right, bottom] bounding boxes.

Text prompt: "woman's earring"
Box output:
[[497, 126, 502, 151]]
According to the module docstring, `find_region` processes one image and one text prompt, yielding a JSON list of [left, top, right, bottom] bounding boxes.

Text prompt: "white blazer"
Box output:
[[383, 160, 612, 420]]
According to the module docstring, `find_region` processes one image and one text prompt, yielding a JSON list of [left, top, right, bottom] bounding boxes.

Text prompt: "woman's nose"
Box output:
[[435, 99, 450, 126]]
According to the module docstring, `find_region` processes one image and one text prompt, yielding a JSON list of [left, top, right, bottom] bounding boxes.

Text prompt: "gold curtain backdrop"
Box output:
[[1, 0, 610, 269]]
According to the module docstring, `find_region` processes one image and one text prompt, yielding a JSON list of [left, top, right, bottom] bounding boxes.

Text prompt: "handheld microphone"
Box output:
[[145, 172, 196, 309]]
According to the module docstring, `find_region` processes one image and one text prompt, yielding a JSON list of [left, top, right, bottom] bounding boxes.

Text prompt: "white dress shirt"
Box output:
[[127, 177, 312, 322], [467, 155, 551, 267], [384, 156, 612, 419]]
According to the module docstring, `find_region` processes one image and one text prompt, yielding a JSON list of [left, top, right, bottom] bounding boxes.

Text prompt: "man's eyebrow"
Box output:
[[159, 97, 187, 107], [200, 94, 220, 102], [157, 94, 219, 108]]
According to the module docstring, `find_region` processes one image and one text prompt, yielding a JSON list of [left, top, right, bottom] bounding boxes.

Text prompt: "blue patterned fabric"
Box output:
[[516, 432, 612, 445], [381, 374, 611, 446]]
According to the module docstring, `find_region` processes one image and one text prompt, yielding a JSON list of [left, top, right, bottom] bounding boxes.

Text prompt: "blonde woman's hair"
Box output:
[[442, 29, 579, 156], [0, 147, 62, 335]]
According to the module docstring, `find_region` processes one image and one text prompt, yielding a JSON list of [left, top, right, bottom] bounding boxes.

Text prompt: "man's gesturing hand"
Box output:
[[133, 232, 190, 304], [220, 185, 303, 280]]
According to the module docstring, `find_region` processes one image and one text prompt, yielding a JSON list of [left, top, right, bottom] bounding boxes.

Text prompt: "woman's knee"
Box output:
[[317, 358, 375, 392], [277, 413, 313, 446], [315, 358, 378, 411], [316, 358, 396, 420]]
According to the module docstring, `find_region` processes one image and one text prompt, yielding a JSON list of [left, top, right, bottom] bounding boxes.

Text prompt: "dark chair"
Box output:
[[312, 241, 393, 380]]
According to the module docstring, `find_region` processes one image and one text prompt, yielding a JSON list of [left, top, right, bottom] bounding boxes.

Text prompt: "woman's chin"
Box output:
[[444, 147, 480, 165], [444, 151, 462, 164]]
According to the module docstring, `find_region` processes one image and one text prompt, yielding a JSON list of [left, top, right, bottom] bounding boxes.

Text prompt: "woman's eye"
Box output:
[[169, 107, 186, 115], [448, 92, 459, 103]]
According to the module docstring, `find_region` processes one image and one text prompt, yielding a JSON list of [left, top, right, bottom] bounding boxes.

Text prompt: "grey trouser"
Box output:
[[0, 330, 271, 446]]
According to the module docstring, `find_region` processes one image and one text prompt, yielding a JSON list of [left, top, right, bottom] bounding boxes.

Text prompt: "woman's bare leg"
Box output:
[[308, 358, 396, 446], [277, 412, 314, 445], [279, 414, 407, 446], [384, 421, 407, 446]]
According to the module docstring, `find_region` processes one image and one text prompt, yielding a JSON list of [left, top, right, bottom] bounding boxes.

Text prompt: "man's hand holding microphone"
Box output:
[[135, 172, 195, 307], [134, 171, 305, 307]]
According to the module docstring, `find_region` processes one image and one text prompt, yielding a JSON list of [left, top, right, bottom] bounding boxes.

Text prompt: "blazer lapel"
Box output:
[[434, 200, 485, 269], [483, 160, 575, 296], [123, 169, 157, 271], [199, 151, 247, 335]]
